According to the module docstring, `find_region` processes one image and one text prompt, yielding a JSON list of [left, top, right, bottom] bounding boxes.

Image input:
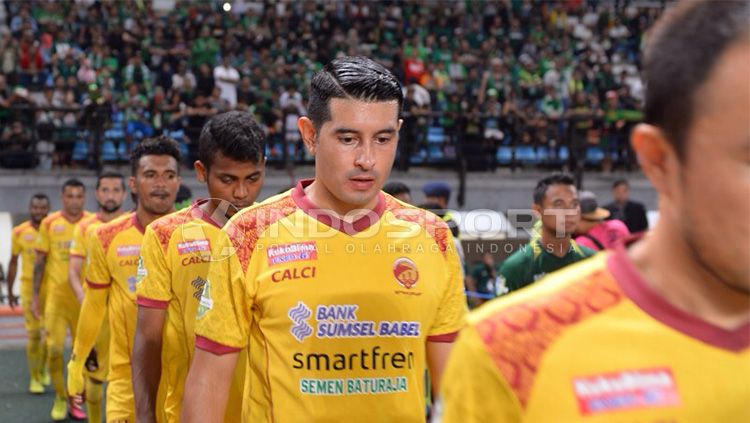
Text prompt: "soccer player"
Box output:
[[7, 193, 50, 394], [182, 56, 467, 422], [67, 171, 128, 421], [437, 1, 750, 421], [499, 173, 595, 292], [31, 179, 90, 421], [133, 111, 266, 423], [66, 136, 181, 423]]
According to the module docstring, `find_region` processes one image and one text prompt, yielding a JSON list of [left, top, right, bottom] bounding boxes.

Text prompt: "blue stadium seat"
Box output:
[[537, 145, 550, 163], [427, 144, 444, 161], [72, 141, 88, 162], [559, 146, 570, 161], [496, 146, 513, 165], [586, 146, 605, 165], [102, 141, 118, 162], [410, 149, 427, 164], [427, 127, 445, 144], [516, 145, 538, 164]]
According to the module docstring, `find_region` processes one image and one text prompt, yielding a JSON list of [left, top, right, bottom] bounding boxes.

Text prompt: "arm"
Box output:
[[6, 254, 18, 308], [426, 340, 455, 396], [181, 349, 239, 422], [132, 306, 166, 423], [31, 252, 47, 318], [67, 284, 108, 401], [68, 255, 85, 304]]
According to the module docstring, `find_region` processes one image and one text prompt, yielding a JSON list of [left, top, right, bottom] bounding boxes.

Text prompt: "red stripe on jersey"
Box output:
[[136, 296, 169, 309], [85, 279, 109, 289], [195, 336, 241, 355], [427, 331, 459, 343]]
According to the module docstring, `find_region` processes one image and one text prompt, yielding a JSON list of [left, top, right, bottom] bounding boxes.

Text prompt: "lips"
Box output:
[[349, 176, 375, 191]]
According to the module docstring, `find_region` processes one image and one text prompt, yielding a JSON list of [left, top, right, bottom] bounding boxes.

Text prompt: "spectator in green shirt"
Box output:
[[500, 173, 595, 292], [466, 252, 505, 307]]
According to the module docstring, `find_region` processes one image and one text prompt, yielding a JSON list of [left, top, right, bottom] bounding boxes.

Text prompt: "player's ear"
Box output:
[[631, 123, 679, 202], [298, 116, 317, 156], [194, 160, 207, 183], [128, 176, 137, 195]]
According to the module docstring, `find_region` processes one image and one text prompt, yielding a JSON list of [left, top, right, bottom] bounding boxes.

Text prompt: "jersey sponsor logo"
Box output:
[[53, 224, 66, 233], [292, 346, 415, 372], [288, 301, 313, 342], [192, 276, 207, 300], [572, 367, 680, 415], [393, 257, 419, 289], [272, 266, 316, 282], [267, 241, 318, 266], [127, 275, 137, 293], [177, 239, 211, 255], [312, 304, 422, 339], [181, 255, 211, 266], [196, 278, 213, 319], [24, 233, 35, 242], [299, 377, 408, 396], [135, 256, 147, 285], [116, 245, 141, 257]]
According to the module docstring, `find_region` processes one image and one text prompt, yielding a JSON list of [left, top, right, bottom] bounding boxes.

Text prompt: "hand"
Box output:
[[67, 356, 86, 403], [31, 295, 40, 319], [7, 293, 18, 309]]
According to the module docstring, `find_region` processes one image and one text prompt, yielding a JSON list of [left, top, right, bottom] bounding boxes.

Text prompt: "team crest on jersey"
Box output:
[[572, 367, 680, 415], [267, 242, 318, 266], [393, 258, 419, 289], [177, 239, 211, 255], [196, 278, 213, 319], [135, 257, 147, 285], [116, 245, 141, 257]]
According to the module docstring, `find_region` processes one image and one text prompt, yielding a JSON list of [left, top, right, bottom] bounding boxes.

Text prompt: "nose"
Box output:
[[233, 182, 248, 200], [354, 142, 375, 170]]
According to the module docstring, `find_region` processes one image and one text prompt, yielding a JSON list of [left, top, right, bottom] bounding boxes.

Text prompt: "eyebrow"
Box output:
[[333, 127, 398, 136], [217, 170, 262, 178]]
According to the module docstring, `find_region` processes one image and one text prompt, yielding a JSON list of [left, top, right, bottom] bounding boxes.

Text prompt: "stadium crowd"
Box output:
[[0, 0, 661, 169]]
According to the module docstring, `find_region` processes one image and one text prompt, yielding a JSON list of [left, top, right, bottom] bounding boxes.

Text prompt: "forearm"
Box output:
[[72, 287, 108, 359], [132, 308, 165, 422], [32, 255, 46, 296], [68, 256, 85, 304], [6, 257, 18, 296]]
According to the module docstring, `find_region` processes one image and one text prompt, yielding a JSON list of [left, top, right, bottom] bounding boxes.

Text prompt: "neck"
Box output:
[[629, 218, 750, 330], [540, 229, 571, 258], [304, 180, 378, 222], [134, 205, 173, 230], [199, 201, 227, 227], [62, 209, 83, 222], [99, 209, 124, 223]]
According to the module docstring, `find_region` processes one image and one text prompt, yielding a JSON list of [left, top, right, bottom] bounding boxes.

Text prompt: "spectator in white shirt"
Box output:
[[213, 55, 240, 107]]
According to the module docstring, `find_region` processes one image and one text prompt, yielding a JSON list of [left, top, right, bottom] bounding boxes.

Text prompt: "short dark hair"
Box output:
[[643, 0, 749, 159], [533, 173, 575, 205], [307, 56, 403, 130], [96, 171, 126, 190], [198, 111, 265, 170], [62, 178, 85, 192], [612, 179, 629, 190], [30, 193, 49, 204], [383, 181, 411, 197], [130, 136, 181, 176]]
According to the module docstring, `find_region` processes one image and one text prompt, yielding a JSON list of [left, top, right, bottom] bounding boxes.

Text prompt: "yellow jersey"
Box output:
[[194, 180, 467, 422], [11, 220, 41, 301], [136, 200, 246, 422], [70, 213, 105, 283], [36, 211, 91, 314], [85, 212, 144, 381], [438, 242, 750, 422]]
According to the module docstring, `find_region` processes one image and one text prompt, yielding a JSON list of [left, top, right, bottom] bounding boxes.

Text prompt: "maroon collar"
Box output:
[[189, 199, 223, 229], [291, 179, 386, 236], [131, 213, 145, 234], [608, 236, 750, 353]]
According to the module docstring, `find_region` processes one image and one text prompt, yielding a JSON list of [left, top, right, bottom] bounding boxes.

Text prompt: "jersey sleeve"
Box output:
[[194, 230, 252, 354], [11, 227, 21, 256], [427, 230, 468, 342], [69, 223, 86, 258], [35, 219, 50, 254], [85, 231, 111, 289], [437, 325, 522, 423], [135, 226, 172, 309]]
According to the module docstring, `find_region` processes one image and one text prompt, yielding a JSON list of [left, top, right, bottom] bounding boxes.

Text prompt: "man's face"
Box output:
[[29, 198, 49, 224], [675, 41, 750, 292], [130, 155, 181, 215], [613, 183, 630, 203], [197, 153, 265, 219], [96, 177, 126, 213], [534, 184, 580, 238], [307, 98, 401, 212], [61, 186, 85, 217]]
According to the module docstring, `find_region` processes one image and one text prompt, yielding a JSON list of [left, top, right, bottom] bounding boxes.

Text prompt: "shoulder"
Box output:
[[12, 220, 31, 235], [383, 194, 452, 253], [147, 207, 194, 250], [468, 254, 623, 406], [95, 213, 135, 251], [499, 244, 531, 271], [41, 211, 62, 227]]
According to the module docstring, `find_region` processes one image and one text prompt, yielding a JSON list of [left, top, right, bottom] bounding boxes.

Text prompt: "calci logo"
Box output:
[[393, 257, 419, 289]]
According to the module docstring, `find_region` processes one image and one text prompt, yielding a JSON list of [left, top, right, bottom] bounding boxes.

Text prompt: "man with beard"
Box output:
[[66, 172, 127, 421], [437, 1, 750, 420], [66, 136, 181, 423], [31, 179, 90, 421], [133, 111, 266, 423], [7, 193, 50, 395], [499, 173, 595, 293]]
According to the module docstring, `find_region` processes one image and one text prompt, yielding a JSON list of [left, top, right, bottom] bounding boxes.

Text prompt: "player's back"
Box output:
[[440, 244, 750, 422]]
